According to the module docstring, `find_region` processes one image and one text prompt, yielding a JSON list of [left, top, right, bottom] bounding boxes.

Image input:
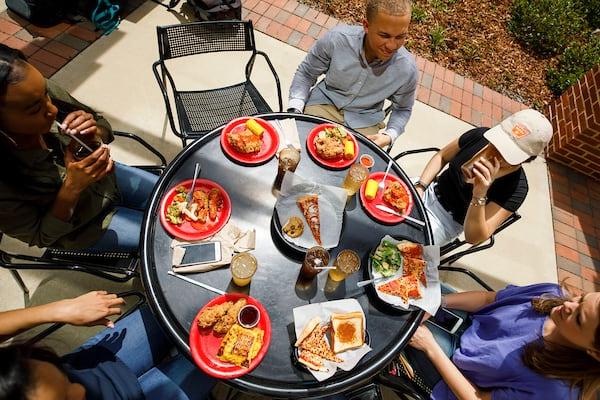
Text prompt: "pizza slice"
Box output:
[[297, 194, 322, 245], [298, 323, 342, 363], [378, 276, 422, 302], [402, 256, 427, 287], [396, 241, 424, 259]]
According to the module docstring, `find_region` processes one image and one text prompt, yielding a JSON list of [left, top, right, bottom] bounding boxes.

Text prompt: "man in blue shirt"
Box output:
[[288, 0, 418, 148]]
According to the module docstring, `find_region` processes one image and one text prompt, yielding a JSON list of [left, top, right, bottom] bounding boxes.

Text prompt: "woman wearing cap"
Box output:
[[0, 43, 157, 251], [414, 109, 552, 245]]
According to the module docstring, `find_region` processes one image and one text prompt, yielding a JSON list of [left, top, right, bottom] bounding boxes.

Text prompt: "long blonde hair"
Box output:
[[523, 295, 600, 399]]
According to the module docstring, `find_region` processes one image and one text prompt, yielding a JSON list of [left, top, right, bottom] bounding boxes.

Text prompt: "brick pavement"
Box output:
[[2, 0, 595, 290]]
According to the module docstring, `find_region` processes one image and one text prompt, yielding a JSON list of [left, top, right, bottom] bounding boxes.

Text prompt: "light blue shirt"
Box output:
[[288, 25, 418, 142]]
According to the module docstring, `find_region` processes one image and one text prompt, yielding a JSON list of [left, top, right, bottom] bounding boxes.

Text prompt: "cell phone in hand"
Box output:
[[426, 307, 464, 334], [179, 242, 222, 266]]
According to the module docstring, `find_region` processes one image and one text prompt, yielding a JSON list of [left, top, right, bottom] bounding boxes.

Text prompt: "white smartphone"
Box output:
[[179, 242, 222, 266], [427, 307, 464, 334]]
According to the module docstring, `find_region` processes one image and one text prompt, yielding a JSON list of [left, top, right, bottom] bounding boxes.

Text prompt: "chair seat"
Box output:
[[175, 81, 272, 136]]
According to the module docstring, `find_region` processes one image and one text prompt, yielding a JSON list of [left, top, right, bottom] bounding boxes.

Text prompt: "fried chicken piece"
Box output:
[[228, 128, 262, 154], [208, 188, 223, 221], [193, 190, 209, 223], [213, 314, 236, 334], [314, 136, 344, 159], [197, 301, 232, 328]]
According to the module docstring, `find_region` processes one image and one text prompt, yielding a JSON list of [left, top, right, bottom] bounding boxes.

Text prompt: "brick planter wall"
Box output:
[[546, 65, 600, 181]]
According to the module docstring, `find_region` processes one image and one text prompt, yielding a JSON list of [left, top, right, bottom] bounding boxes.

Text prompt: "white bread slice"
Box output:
[[295, 316, 321, 347], [298, 350, 328, 372], [331, 312, 364, 353]]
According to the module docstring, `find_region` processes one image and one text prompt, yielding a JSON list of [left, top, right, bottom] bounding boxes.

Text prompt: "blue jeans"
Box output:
[[74, 305, 216, 399], [90, 163, 159, 252]]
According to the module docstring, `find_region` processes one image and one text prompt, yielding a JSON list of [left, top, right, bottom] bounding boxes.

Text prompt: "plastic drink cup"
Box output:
[[342, 163, 368, 196], [274, 147, 301, 191], [300, 246, 330, 279], [329, 249, 361, 281], [230, 252, 257, 287]]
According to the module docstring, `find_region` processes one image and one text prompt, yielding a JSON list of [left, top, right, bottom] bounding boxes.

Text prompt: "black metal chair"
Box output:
[[152, 20, 283, 147], [392, 147, 522, 267], [0, 131, 167, 295]]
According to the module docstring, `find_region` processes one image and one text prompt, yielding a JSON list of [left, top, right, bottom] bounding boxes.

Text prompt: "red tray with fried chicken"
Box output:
[[359, 172, 414, 224], [306, 123, 359, 170], [160, 179, 232, 241], [189, 293, 272, 379], [220, 117, 279, 165]]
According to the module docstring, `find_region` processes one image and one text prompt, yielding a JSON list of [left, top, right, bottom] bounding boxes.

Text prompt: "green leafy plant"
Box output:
[[460, 43, 480, 61], [508, 0, 586, 55], [411, 5, 428, 23], [576, 0, 600, 29], [546, 36, 600, 95], [428, 0, 447, 12], [429, 26, 449, 53]]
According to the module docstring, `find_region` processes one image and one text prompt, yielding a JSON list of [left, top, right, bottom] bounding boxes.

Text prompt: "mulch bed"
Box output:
[[300, 0, 558, 108]]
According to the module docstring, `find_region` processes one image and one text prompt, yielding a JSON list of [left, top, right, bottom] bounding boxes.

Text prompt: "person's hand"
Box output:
[[408, 325, 437, 354], [64, 144, 114, 193], [53, 291, 125, 328], [369, 131, 392, 148], [471, 157, 501, 198], [61, 110, 99, 137], [416, 185, 425, 200]]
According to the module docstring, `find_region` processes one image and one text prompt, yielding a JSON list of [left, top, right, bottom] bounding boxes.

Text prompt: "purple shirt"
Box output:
[[432, 283, 579, 400]]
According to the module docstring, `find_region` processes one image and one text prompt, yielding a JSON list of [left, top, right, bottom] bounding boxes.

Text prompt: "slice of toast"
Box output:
[[294, 316, 321, 347], [331, 312, 364, 353]]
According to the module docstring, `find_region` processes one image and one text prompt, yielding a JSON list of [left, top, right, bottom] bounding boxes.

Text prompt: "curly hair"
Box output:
[[524, 294, 600, 399], [366, 0, 412, 21]]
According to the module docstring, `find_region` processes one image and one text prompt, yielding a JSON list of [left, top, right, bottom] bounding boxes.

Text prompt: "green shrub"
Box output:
[[546, 37, 600, 95], [411, 5, 428, 23], [577, 0, 600, 29], [509, 0, 586, 55], [429, 26, 448, 53]]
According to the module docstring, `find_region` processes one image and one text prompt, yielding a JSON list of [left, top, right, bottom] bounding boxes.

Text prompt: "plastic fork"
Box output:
[[378, 160, 393, 192]]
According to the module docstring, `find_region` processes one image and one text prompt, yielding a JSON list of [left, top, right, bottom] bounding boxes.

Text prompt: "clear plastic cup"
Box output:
[[230, 252, 257, 287]]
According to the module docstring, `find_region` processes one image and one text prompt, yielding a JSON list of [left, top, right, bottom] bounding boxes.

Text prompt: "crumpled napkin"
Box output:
[[274, 118, 302, 153], [171, 222, 256, 273]]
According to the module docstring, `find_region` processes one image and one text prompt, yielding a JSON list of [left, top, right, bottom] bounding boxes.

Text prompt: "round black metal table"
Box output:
[[141, 113, 433, 399]]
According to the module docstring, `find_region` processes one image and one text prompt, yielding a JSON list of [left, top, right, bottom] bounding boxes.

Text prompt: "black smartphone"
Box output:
[[426, 307, 464, 334], [179, 242, 222, 266]]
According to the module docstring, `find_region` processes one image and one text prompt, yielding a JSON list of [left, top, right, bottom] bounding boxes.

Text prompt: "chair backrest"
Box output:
[[156, 20, 255, 61]]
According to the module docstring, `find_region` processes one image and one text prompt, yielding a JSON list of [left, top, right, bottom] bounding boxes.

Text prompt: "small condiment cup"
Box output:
[[237, 304, 260, 328], [359, 154, 374, 169]]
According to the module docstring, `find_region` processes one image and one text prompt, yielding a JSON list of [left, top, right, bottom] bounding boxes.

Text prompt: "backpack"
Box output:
[[5, 0, 68, 27], [187, 0, 242, 21]]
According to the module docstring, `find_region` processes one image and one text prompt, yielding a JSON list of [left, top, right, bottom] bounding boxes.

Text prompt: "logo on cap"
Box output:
[[511, 123, 530, 139]]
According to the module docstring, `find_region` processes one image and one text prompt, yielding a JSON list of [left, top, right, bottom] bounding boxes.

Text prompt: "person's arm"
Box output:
[[288, 31, 335, 112], [414, 138, 462, 198], [0, 291, 125, 342], [384, 64, 418, 143], [463, 157, 513, 244], [443, 290, 497, 313], [409, 325, 492, 400]]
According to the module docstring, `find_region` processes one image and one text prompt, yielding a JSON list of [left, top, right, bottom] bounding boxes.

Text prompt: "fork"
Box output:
[[378, 160, 393, 192], [185, 162, 201, 209]]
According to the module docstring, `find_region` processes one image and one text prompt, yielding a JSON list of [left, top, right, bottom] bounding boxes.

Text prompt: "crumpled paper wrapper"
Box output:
[[171, 221, 255, 273], [273, 118, 302, 153], [293, 299, 372, 381], [275, 172, 347, 249], [370, 235, 441, 315]]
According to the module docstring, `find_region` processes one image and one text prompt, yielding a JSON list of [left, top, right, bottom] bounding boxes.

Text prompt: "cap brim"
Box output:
[[484, 125, 529, 165]]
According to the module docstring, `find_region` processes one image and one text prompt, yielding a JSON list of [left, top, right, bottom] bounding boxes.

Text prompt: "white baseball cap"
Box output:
[[484, 109, 553, 165]]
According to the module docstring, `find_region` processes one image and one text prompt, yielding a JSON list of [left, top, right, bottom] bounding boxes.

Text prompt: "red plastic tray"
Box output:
[[159, 179, 232, 241], [220, 117, 279, 165], [306, 123, 359, 170], [189, 293, 272, 379], [359, 171, 414, 224]]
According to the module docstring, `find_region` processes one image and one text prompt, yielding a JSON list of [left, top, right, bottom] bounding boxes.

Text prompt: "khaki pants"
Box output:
[[304, 104, 385, 136]]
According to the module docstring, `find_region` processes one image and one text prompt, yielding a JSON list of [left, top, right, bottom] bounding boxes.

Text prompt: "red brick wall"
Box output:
[[546, 65, 600, 181]]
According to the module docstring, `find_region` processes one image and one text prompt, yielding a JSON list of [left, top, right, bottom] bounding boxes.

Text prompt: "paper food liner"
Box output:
[[292, 299, 372, 381], [274, 118, 302, 153], [275, 172, 347, 249], [371, 235, 441, 315]]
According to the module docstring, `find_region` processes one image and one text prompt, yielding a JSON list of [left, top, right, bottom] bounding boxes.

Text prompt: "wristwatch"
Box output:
[[470, 196, 488, 206], [415, 180, 428, 191]]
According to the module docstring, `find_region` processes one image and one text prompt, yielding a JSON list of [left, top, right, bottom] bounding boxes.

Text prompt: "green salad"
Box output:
[[370, 240, 403, 277]]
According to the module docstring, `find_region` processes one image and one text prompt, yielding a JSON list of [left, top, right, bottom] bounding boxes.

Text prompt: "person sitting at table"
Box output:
[[413, 109, 552, 246], [287, 0, 417, 148], [0, 43, 158, 251], [0, 290, 216, 400], [404, 283, 600, 399]]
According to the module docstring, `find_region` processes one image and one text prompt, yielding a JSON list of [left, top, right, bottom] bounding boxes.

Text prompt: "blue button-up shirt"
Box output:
[[289, 25, 418, 142]]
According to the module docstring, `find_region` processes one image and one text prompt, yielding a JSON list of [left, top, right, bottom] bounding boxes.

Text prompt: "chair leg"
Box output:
[[10, 269, 29, 295]]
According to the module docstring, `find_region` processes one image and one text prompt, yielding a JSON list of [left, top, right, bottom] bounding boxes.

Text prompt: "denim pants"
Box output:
[[73, 305, 216, 399], [89, 163, 159, 252]]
